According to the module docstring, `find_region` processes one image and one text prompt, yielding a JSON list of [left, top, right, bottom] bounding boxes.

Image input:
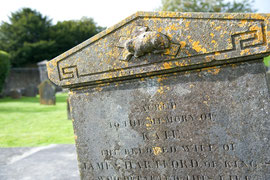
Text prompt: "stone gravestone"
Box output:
[[9, 89, 22, 99], [37, 60, 49, 82], [38, 80, 56, 105], [47, 12, 270, 180], [24, 85, 38, 97]]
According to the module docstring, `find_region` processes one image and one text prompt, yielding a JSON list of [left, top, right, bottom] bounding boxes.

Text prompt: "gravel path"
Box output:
[[0, 144, 80, 180]]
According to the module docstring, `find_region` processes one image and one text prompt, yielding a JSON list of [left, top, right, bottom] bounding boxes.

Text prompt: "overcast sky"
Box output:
[[0, 0, 269, 28]]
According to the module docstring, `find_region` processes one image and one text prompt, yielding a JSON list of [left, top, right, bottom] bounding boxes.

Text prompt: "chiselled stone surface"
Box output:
[[47, 12, 270, 180], [69, 60, 270, 180], [38, 80, 56, 105]]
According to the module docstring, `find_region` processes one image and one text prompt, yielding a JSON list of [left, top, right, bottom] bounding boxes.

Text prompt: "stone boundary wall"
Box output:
[[2, 68, 40, 95]]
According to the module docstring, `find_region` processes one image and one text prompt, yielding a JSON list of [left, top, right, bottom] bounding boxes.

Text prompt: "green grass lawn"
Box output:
[[265, 56, 270, 67], [0, 93, 75, 147]]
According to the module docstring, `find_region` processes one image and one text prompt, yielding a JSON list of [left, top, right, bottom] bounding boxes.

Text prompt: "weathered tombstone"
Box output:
[[37, 60, 49, 82], [47, 12, 270, 179], [38, 80, 56, 105], [9, 89, 22, 99], [38, 59, 63, 92], [24, 85, 38, 97]]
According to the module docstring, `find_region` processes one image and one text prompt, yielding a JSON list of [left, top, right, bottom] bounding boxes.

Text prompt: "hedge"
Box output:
[[0, 50, 11, 93]]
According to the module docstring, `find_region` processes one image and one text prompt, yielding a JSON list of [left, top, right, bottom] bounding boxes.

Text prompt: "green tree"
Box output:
[[0, 50, 10, 94], [0, 8, 105, 67], [0, 8, 55, 67], [50, 17, 105, 56], [160, 0, 256, 13]]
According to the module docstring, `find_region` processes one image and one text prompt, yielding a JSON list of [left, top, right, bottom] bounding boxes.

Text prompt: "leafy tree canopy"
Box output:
[[0, 50, 10, 93], [0, 8, 104, 67], [160, 0, 257, 13], [0, 8, 54, 67], [50, 17, 105, 57]]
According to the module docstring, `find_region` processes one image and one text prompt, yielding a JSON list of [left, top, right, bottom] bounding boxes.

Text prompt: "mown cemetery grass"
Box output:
[[264, 56, 270, 67], [0, 93, 74, 147]]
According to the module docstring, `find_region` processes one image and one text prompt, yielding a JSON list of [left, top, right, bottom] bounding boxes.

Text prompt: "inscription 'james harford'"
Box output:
[[96, 175, 251, 180], [83, 158, 258, 171]]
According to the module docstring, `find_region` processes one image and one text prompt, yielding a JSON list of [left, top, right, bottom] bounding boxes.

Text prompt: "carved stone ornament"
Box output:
[[46, 12, 270, 88], [123, 28, 170, 60]]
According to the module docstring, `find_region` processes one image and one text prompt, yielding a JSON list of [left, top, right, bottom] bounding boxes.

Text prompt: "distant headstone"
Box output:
[[37, 60, 49, 82], [9, 89, 22, 99], [38, 80, 56, 105], [24, 85, 38, 97], [47, 12, 270, 179]]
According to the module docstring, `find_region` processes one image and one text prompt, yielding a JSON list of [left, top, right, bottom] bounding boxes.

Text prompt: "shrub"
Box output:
[[0, 50, 11, 93]]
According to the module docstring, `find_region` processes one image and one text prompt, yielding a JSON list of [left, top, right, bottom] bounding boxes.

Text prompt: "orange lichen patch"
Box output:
[[74, 135, 78, 140], [192, 41, 207, 53], [215, 26, 221, 31], [95, 87, 103, 92], [231, 64, 237, 69], [240, 49, 251, 56], [157, 76, 167, 83], [153, 147, 162, 156], [157, 86, 170, 94], [211, 40, 217, 44], [250, 25, 260, 32], [157, 86, 164, 94], [210, 33, 215, 38], [215, 52, 221, 56], [185, 21, 191, 28], [239, 20, 248, 27], [170, 24, 178, 31], [250, 14, 267, 20], [202, 66, 221, 75], [180, 41, 187, 48], [163, 62, 172, 69]]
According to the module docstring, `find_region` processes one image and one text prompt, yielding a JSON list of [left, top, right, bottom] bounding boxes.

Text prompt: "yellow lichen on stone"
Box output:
[[153, 147, 162, 155], [163, 62, 172, 69], [180, 41, 186, 48], [192, 41, 207, 53], [239, 20, 247, 27], [202, 66, 221, 75]]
